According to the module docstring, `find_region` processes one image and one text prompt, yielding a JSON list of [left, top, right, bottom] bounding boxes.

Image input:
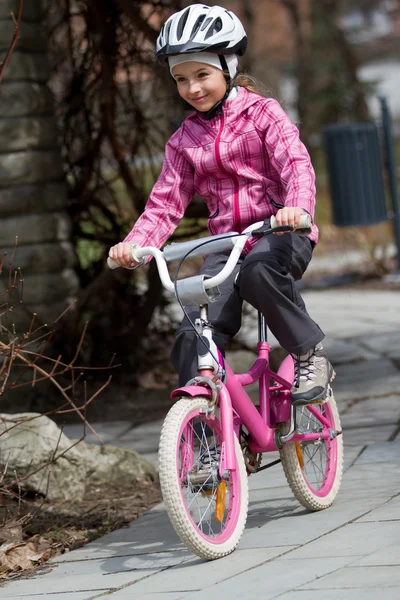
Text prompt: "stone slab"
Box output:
[[342, 461, 400, 485], [1, 212, 71, 246], [0, 268, 79, 305], [299, 565, 400, 590], [342, 444, 365, 471], [0, 182, 67, 217], [53, 508, 185, 563], [0, 116, 58, 153], [341, 424, 395, 446], [0, 576, 114, 597], [355, 330, 400, 356], [333, 359, 400, 403], [352, 439, 400, 464], [245, 489, 300, 530], [341, 395, 400, 428], [323, 338, 379, 365], [276, 589, 400, 600], [0, 150, 64, 187], [0, 51, 49, 83], [0, 241, 75, 275], [123, 547, 296, 595], [247, 467, 289, 490], [351, 541, 400, 566], [281, 520, 400, 559], [356, 497, 400, 523], [0, 21, 46, 52], [0, 1, 43, 22], [179, 556, 356, 600], [1, 595, 94, 600], [238, 504, 373, 550], [102, 593, 186, 600], [62, 549, 188, 573]]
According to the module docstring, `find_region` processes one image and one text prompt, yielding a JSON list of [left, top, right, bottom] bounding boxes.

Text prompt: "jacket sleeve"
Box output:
[[256, 99, 316, 216], [123, 134, 195, 249]]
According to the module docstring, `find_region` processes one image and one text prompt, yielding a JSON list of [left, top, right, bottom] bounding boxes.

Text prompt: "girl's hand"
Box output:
[[274, 207, 308, 233], [108, 242, 141, 268]]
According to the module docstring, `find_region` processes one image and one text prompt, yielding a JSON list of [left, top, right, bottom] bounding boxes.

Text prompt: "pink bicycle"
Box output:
[[108, 215, 343, 560]]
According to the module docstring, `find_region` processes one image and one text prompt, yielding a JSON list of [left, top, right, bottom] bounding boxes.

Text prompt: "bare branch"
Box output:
[[0, 0, 24, 84]]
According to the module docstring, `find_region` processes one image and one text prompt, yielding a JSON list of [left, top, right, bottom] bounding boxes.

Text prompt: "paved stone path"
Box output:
[[2, 288, 400, 599]]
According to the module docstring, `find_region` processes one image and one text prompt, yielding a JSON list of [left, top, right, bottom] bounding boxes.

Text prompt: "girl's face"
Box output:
[[172, 61, 227, 112]]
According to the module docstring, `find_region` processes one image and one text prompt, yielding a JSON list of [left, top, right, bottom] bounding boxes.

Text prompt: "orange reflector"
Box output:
[[215, 481, 227, 523], [295, 441, 304, 469]]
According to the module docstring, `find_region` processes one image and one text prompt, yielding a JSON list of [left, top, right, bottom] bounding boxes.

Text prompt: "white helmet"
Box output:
[[156, 4, 247, 59]]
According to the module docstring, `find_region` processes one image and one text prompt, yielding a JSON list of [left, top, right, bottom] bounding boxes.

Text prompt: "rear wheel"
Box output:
[[279, 387, 343, 510], [158, 396, 248, 560]]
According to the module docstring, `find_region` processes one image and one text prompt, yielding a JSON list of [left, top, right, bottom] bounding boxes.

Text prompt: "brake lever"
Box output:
[[251, 219, 293, 238]]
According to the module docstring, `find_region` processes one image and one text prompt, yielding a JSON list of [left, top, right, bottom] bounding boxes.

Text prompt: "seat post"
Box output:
[[199, 305, 208, 324], [258, 311, 268, 342]]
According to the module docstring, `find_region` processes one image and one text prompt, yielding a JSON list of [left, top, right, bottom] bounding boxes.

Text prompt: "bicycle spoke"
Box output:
[[296, 404, 332, 491], [177, 413, 233, 537]]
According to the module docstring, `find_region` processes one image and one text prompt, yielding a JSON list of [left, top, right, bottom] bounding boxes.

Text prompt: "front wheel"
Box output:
[[279, 387, 343, 511], [158, 396, 248, 560]]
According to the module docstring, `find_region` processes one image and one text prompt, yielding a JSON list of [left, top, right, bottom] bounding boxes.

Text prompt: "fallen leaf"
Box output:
[[0, 542, 42, 575]]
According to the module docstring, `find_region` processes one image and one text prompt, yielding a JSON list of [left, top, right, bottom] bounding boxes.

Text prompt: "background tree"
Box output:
[[44, 0, 195, 376], [280, 0, 371, 153]]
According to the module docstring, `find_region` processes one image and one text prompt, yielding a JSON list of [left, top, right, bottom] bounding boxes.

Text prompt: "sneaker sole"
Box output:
[[291, 364, 336, 407]]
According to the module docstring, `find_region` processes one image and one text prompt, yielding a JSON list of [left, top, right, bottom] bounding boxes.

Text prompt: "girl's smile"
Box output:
[[172, 62, 227, 112]]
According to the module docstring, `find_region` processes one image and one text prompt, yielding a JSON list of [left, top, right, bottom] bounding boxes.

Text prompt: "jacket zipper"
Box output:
[[214, 113, 241, 233]]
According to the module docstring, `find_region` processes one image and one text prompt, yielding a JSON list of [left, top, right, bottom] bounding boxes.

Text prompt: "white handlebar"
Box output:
[[107, 214, 313, 291]]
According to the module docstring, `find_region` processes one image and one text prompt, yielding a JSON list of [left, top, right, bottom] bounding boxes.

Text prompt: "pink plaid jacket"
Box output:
[[124, 87, 318, 250]]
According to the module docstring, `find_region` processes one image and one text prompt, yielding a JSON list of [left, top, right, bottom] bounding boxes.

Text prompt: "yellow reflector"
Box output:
[[295, 441, 304, 469], [215, 481, 227, 523]]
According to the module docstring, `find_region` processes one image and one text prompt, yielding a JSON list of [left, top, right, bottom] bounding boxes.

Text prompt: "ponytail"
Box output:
[[232, 72, 274, 98]]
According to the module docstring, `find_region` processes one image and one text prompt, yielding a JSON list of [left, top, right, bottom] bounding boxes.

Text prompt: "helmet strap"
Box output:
[[202, 67, 231, 120]]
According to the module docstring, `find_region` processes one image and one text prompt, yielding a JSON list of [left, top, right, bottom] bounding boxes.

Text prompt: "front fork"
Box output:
[[192, 306, 236, 477]]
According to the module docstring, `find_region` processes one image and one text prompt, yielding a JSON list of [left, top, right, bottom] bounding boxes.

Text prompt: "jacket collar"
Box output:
[[186, 87, 262, 125]]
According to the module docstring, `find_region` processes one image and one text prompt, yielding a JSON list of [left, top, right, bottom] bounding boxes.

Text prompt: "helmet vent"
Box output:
[[191, 15, 206, 39], [177, 7, 190, 41], [205, 17, 223, 39], [200, 16, 212, 31]]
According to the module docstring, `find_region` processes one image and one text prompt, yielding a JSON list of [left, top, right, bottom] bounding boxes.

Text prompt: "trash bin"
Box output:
[[322, 122, 388, 227]]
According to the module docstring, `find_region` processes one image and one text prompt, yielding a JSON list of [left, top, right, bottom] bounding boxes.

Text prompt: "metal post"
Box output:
[[258, 312, 267, 343], [379, 95, 400, 272]]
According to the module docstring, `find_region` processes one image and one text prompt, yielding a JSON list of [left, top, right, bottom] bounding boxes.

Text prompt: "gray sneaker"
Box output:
[[291, 343, 335, 406]]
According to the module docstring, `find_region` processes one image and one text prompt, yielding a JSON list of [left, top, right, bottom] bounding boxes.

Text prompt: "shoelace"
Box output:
[[292, 348, 317, 388], [199, 446, 220, 468]]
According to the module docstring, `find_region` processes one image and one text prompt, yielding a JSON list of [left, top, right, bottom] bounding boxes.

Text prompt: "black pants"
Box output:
[[171, 233, 324, 386]]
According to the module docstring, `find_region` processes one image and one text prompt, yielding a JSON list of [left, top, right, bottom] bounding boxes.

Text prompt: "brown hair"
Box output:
[[231, 72, 273, 98]]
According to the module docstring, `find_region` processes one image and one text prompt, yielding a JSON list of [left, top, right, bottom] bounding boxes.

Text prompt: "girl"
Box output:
[[109, 4, 333, 406]]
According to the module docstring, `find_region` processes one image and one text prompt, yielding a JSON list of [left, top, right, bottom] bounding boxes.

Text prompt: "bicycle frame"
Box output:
[[172, 309, 335, 478]]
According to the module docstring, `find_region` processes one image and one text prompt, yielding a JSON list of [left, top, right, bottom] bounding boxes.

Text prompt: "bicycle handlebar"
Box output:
[[107, 213, 312, 293]]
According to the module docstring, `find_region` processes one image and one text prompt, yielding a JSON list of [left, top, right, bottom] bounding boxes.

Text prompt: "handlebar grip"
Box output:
[[107, 244, 145, 270], [270, 213, 312, 235], [107, 257, 119, 269]]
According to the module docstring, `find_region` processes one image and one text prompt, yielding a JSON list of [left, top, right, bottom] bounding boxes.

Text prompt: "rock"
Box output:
[[0, 414, 156, 503], [77, 442, 156, 489], [0, 413, 86, 502]]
